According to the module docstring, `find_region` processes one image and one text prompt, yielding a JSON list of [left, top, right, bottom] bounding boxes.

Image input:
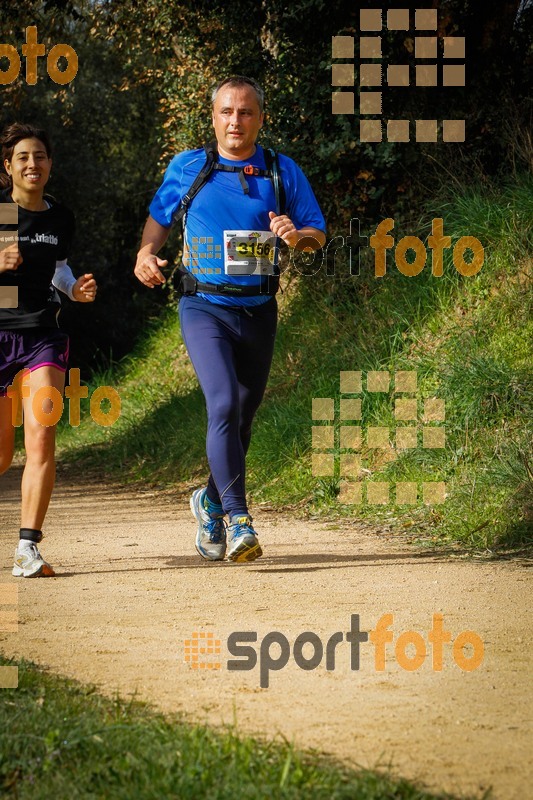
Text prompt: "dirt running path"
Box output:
[[1, 467, 531, 799]]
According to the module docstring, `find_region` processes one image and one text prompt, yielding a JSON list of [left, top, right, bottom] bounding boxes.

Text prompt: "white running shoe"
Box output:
[[12, 542, 55, 577], [190, 488, 227, 561], [227, 515, 263, 563]]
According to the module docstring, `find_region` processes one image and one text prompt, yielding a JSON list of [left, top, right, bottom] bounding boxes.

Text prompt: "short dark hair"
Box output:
[[0, 123, 52, 191], [211, 76, 264, 113]]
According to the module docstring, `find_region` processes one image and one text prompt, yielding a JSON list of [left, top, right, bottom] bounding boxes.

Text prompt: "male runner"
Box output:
[[134, 76, 325, 562]]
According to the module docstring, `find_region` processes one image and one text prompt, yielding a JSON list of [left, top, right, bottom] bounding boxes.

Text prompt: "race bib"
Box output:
[[224, 230, 278, 276]]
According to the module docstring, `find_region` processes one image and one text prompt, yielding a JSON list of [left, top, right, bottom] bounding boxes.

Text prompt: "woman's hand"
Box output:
[[72, 273, 97, 302], [0, 243, 22, 274]]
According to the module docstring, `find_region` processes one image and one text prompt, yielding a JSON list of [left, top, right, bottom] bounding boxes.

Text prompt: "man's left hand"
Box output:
[[268, 211, 300, 248], [72, 273, 97, 303]]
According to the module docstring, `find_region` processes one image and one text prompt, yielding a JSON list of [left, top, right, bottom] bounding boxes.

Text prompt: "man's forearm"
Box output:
[[138, 215, 171, 257], [134, 215, 171, 287], [294, 227, 326, 251]]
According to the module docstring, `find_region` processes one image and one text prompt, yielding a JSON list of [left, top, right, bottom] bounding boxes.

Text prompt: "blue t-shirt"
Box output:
[[149, 145, 326, 306]]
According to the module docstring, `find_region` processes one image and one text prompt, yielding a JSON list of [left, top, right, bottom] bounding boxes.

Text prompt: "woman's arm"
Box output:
[[52, 260, 97, 302]]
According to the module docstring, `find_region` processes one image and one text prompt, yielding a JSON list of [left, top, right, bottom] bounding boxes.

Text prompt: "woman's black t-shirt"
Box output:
[[0, 190, 75, 330]]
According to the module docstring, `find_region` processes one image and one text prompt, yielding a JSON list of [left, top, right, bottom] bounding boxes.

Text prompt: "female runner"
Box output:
[[0, 122, 96, 577]]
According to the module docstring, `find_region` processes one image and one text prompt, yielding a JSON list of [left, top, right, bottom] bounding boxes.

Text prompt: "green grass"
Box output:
[[0, 656, 482, 800], [54, 174, 533, 553]]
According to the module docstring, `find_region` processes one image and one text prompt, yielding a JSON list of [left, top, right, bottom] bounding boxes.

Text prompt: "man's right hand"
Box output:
[[0, 244, 22, 274], [134, 253, 168, 288]]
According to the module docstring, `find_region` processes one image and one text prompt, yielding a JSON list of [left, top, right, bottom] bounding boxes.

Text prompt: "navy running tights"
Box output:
[[179, 295, 277, 518]]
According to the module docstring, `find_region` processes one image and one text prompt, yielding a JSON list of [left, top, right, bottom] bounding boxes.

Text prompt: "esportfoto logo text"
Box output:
[[185, 613, 484, 688]]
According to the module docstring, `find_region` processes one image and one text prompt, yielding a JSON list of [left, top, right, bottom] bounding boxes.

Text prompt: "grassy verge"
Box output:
[[54, 175, 532, 553], [0, 656, 481, 800]]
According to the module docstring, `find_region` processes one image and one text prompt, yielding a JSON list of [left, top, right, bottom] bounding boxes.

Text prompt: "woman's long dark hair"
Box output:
[[0, 123, 52, 191]]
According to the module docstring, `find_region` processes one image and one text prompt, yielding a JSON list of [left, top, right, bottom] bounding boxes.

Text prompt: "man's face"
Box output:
[[212, 84, 264, 160]]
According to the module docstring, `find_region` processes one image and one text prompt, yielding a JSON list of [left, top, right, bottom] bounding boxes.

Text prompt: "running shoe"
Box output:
[[12, 542, 55, 577], [190, 487, 227, 561], [227, 515, 263, 563]]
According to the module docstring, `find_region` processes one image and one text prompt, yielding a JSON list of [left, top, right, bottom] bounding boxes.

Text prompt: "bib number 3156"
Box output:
[[224, 230, 278, 276]]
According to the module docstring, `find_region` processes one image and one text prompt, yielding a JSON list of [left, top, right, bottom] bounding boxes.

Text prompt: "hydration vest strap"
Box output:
[[239, 169, 250, 194], [265, 147, 285, 217], [211, 162, 271, 178], [172, 141, 218, 226], [172, 141, 284, 225], [211, 160, 272, 195]]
